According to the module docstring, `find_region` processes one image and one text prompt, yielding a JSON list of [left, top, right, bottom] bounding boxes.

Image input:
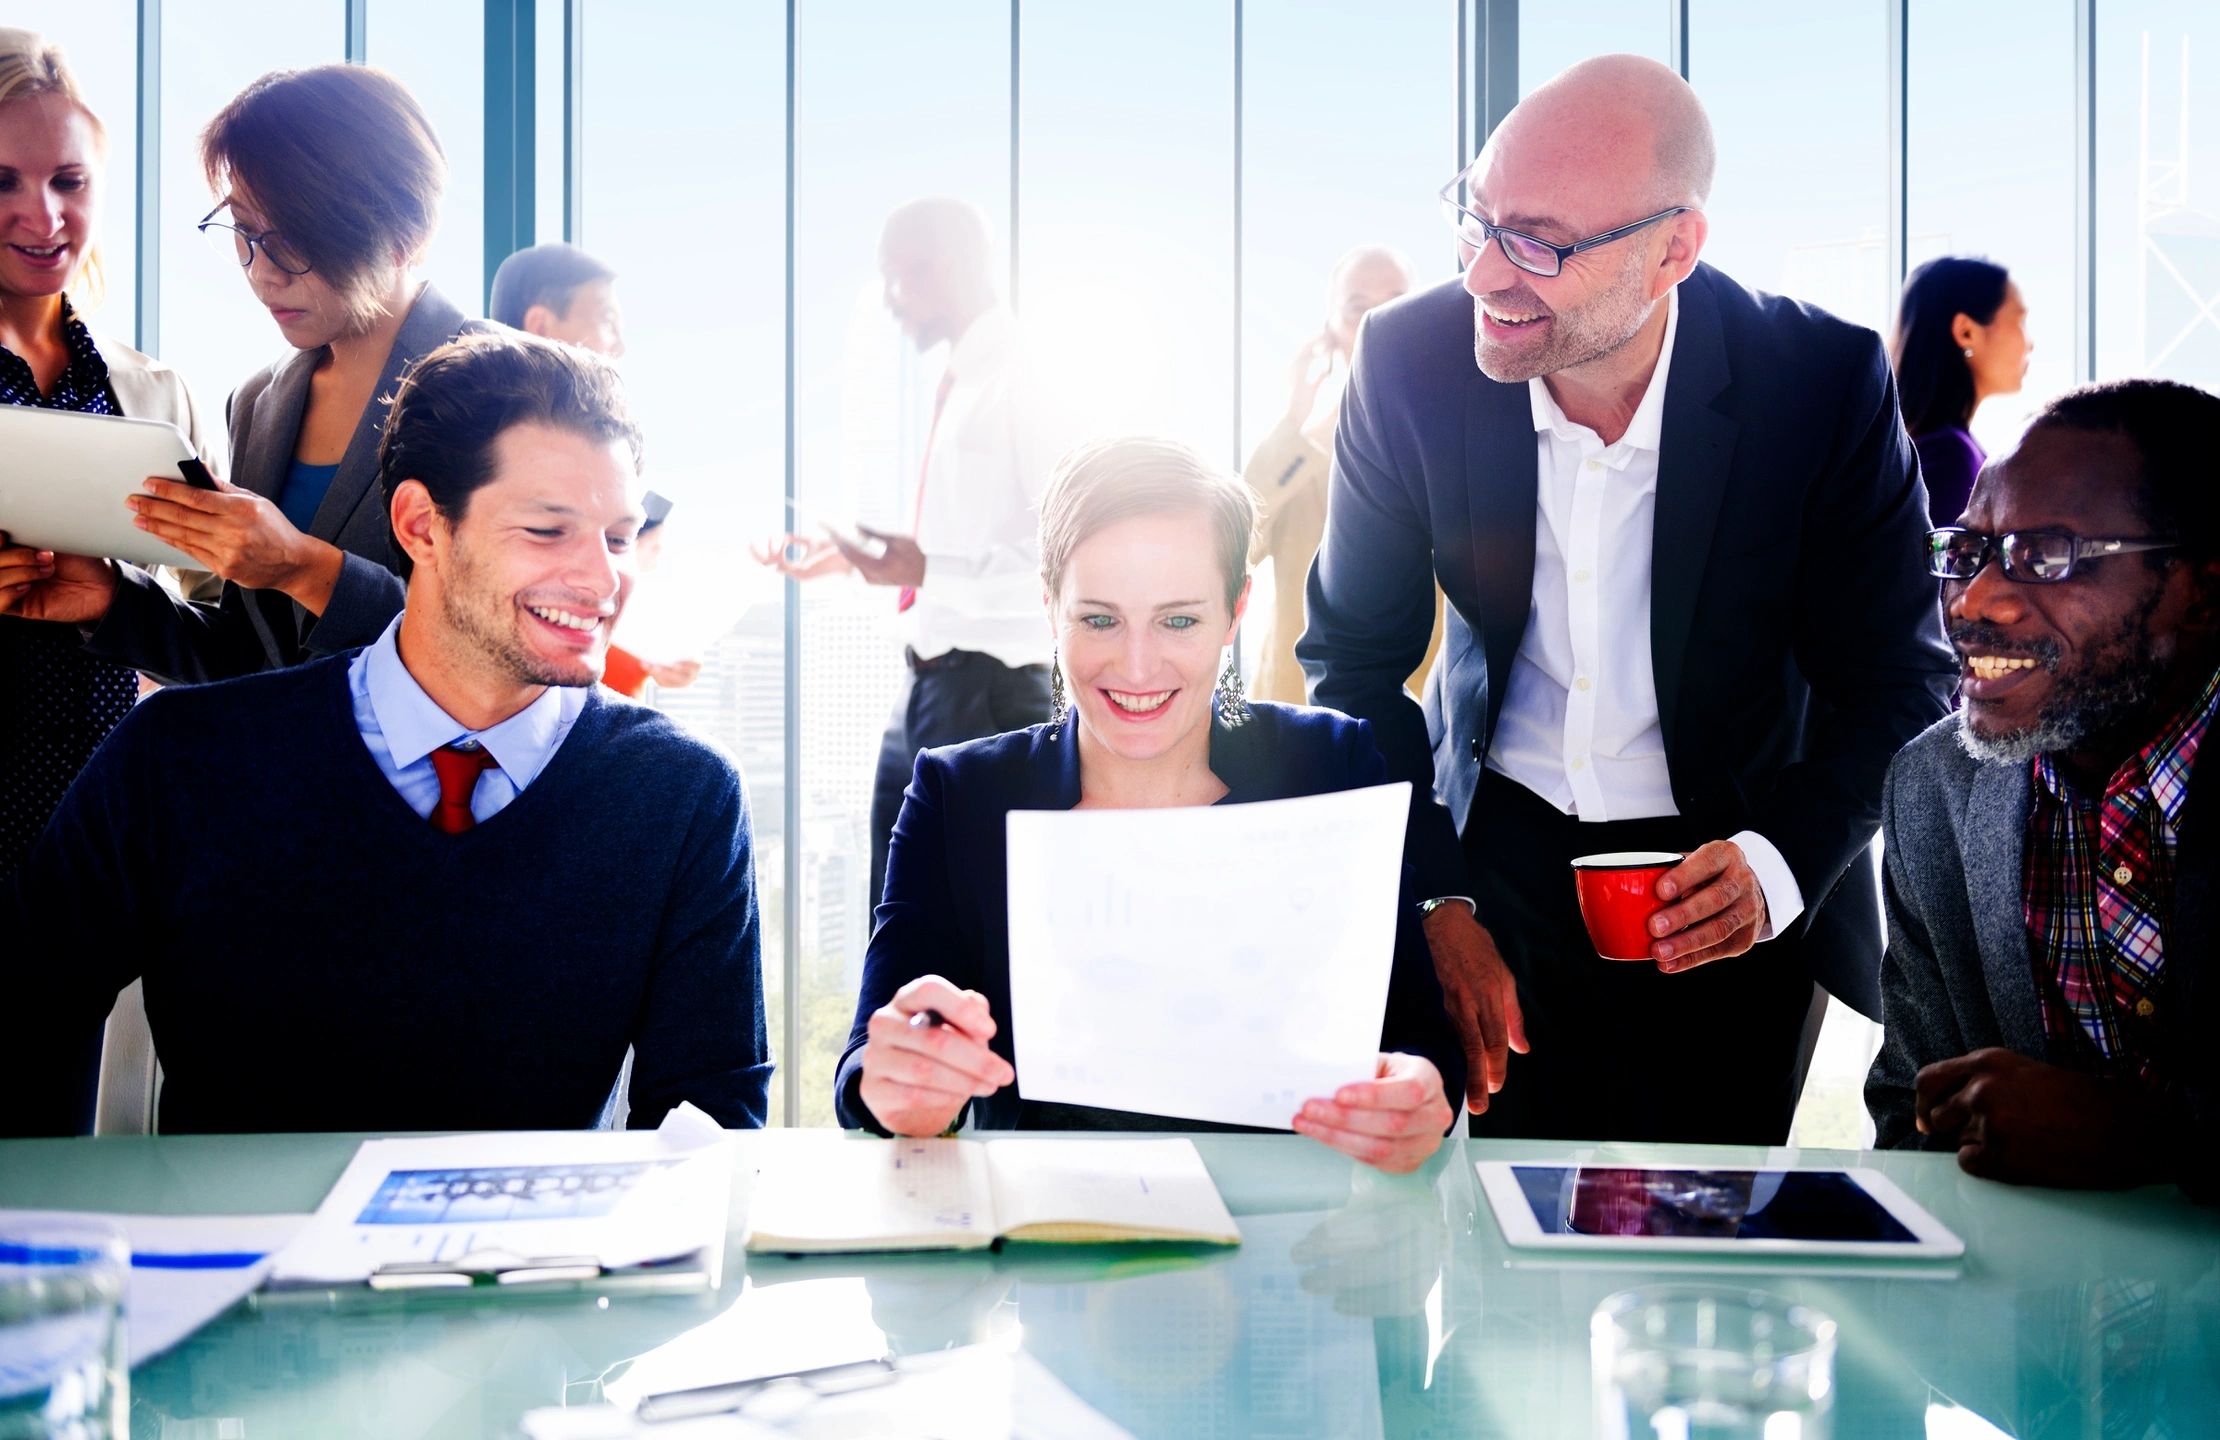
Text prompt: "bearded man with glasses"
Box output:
[[1299, 54, 1953, 1145], [1866, 379, 2220, 1200]]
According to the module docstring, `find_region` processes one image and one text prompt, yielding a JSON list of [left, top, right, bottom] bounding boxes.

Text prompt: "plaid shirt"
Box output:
[[2023, 667, 2220, 1076]]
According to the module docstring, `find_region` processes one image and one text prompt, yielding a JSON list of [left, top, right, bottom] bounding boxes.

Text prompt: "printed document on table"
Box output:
[[1006, 781, 1410, 1129], [269, 1102, 734, 1287], [0, 1210, 307, 1370]]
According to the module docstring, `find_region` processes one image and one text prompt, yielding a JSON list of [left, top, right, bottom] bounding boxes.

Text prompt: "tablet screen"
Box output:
[[1509, 1166, 1918, 1244]]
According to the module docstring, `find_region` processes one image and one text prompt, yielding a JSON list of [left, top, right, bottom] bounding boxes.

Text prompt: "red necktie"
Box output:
[[896, 369, 960, 614], [429, 742, 500, 835]]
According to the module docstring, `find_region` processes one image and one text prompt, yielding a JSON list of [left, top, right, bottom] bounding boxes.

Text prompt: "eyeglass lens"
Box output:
[[1930, 531, 2077, 582], [204, 222, 307, 274]]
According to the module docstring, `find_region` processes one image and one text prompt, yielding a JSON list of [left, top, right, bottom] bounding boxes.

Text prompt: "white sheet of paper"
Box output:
[[1005, 781, 1411, 1129], [269, 1103, 733, 1287], [0, 1210, 308, 1369], [521, 1345, 1133, 1440]]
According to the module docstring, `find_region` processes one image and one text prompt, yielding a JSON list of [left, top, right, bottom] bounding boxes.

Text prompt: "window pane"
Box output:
[[1020, 0, 1235, 461], [159, 0, 344, 417], [534, 0, 568, 244], [1691, 2, 1892, 335], [786, 0, 1010, 1128], [1238, 1, 1459, 686], [1907, 0, 2076, 455], [365, 0, 486, 312], [1520, 0, 1672, 94], [13, 2, 139, 349], [2096, 2, 2220, 392], [578, 0, 790, 1119]]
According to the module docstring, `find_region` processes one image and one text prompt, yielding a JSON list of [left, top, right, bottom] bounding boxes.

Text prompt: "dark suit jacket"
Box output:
[[84, 286, 477, 685], [833, 703, 1467, 1132], [1866, 717, 2217, 1201], [1298, 264, 1955, 1017]]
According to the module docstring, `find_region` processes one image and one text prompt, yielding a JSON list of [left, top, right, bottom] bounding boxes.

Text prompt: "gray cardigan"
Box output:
[[1866, 714, 2216, 1200], [83, 285, 476, 686]]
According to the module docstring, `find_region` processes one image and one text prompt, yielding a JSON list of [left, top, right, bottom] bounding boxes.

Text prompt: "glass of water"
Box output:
[[1592, 1284, 1836, 1440], [0, 1219, 128, 1440]]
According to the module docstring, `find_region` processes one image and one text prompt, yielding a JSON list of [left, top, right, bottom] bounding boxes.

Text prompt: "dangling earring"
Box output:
[[1047, 651, 1069, 738], [1215, 653, 1252, 729]]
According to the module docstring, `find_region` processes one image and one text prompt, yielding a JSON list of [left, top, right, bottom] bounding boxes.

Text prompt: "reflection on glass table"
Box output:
[[0, 1130, 2214, 1438]]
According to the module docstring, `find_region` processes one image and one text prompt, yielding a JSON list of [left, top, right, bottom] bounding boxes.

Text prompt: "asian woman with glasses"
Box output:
[[0, 64, 484, 684]]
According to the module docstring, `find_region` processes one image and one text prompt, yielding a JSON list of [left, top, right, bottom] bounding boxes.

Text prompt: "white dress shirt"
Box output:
[[1483, 288, 1805, 938], [907, 305, 1062, 668]]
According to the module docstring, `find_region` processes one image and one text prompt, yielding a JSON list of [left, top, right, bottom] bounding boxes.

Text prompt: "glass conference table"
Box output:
[[1, 1128, 2214, 1438]]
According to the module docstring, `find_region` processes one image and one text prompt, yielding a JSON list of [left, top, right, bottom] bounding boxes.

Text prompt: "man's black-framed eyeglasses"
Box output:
[[1926, 526, 2180, 584], [197, 201, 312, 276], [1437, 177, 1690, 279]]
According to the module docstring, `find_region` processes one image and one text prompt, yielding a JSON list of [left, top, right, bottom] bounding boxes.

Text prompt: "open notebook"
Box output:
[[744, 1135, 1241, 1253]]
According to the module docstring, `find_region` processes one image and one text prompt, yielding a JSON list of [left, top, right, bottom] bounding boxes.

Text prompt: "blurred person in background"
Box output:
[[0, 63, 478, 685], [492, 240, 693, 698], [0, 28, 221, 876], [489, 240, 624, 358], [756, 196, 1059, 909], [1889, 256, 2031, 528], [1242, 244, 1440, 706]]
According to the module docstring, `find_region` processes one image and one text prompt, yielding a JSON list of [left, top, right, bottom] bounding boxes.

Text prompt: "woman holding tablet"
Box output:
[[0, 30, 219, 873], [835, 437, 1465, 1174], [0, 64, 473, 685]]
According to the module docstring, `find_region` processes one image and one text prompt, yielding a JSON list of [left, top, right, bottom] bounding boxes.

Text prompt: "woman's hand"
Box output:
[[1291, 1052, 1454, 1174], [0, 534, 117, 624], [858, 976, 1016, 1138], [127, 475, 340, 603]]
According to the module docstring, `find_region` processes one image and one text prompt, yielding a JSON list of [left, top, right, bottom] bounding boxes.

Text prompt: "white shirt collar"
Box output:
[[1527, 284, 1681, 458], [361, 614, 571, 786]]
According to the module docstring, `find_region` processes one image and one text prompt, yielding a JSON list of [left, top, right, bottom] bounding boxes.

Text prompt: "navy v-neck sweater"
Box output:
[[2, 653, 771, 1136]]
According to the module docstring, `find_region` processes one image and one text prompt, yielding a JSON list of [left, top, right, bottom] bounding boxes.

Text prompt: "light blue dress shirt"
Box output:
[[347, 615, 589, 824]]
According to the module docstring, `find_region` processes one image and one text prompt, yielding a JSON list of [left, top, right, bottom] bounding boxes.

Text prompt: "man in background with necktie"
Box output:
[[758, 197, 1060, 910], [0, 331, 773, 1136]]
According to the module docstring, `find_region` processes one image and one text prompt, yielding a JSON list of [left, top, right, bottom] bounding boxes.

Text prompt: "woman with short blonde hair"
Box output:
[[0, 28, 220, 875], [837, 436, 1465, 1174]]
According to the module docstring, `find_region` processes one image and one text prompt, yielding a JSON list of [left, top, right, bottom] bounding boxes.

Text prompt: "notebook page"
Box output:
[[985, 1138, 1239, 1243], [745, 1135, 998, 1252]]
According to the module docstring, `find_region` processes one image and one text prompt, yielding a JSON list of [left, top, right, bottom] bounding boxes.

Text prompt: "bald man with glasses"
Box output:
[[1299, 54, 1954, 1145]]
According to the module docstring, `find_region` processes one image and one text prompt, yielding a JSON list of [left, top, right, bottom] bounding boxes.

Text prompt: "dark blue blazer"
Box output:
[[833, 702, 1467, 1132], [1297, 265, 1957, 1018]]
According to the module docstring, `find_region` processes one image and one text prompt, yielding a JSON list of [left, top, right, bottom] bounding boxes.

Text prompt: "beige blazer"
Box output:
[[84, 329, 225, 1132], [1243, 414, 1442, 707], [95, 330, 228, 605]]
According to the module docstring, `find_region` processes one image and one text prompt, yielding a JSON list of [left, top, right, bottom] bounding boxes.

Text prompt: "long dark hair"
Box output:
[[1889, 256, 2009, 437]]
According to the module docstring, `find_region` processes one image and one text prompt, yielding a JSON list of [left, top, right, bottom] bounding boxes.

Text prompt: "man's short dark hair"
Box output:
[[2029, 378, 2220, 566], [377, 331, 645, 576], [487, 242, 616, 330]]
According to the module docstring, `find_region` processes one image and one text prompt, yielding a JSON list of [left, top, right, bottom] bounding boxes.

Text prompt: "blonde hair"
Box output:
[[0, 28, 109, 310], [1039, 436, 1259, 614]]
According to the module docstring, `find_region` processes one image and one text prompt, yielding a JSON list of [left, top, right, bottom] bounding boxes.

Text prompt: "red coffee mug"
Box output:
[[1570, 851, 1684, 962]]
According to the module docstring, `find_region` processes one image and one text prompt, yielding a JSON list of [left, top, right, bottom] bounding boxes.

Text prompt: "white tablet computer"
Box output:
[[0, 405, 216, 571], [1476, 1161, 1964, 1261]]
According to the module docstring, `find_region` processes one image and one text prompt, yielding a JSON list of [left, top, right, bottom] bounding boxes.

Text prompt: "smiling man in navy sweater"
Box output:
[[0, 331, 772, 1136]]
